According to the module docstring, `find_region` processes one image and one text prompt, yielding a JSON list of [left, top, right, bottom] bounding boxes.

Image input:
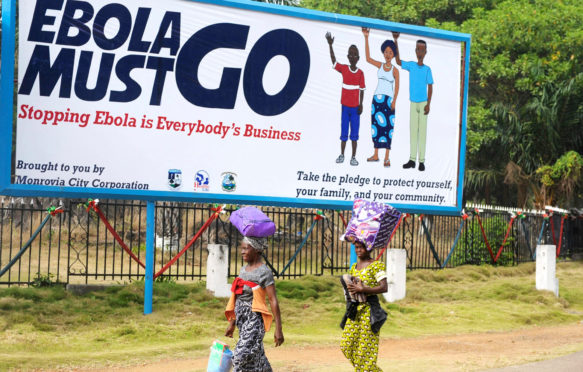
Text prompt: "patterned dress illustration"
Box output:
[[371, 65, 396, 149]]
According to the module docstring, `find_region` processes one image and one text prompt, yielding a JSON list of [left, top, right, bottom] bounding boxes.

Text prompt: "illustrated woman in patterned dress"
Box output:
[[340, 240, 388, 371], [362, 27, 400, 168], [225, 237, 284, 372]]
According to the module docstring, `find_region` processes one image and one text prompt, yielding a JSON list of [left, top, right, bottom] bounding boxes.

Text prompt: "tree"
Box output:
[[536, 151, 583, 208], [255, 0, 300, 6], [445, 0, 583, 206], [301, 0, 498, 25]]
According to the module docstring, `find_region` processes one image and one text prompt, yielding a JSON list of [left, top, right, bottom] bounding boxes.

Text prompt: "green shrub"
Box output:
[[32, 273, 61, 288], [451, 216, 515, 266]]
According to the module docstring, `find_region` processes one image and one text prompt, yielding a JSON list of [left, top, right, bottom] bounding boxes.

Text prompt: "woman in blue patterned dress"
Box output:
[[362, 27, 400, 168], [340, 240, 388, 371]]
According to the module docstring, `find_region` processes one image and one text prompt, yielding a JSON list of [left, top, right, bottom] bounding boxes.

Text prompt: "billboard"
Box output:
[[1, 0, 470, 214]]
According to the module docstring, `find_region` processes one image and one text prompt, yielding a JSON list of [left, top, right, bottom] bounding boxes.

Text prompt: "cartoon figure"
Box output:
[[393, 32, 434, 171], [326, 32, 366, 166], [362, 27, 400, 168]]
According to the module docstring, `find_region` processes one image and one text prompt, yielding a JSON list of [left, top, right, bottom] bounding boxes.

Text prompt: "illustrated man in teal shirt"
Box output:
[[393, 32, 433, 171]]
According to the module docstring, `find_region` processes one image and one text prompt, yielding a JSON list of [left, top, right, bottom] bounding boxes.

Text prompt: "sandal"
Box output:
[[367, 156, 380, 162], [384, 159, 391, 168]]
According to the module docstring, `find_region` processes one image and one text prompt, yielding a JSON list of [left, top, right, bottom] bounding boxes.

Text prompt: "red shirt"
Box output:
[[334, 62, 365, 107]]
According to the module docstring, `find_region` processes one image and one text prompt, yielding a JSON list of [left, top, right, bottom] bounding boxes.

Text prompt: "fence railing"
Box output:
[[1, 197, 581, 286]]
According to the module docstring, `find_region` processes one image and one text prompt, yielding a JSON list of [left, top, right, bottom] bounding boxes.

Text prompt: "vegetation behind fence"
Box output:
[[1, 197, 581, 286]]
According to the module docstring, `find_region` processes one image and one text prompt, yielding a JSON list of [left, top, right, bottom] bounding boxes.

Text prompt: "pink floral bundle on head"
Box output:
[[341, 199, 402, 251]]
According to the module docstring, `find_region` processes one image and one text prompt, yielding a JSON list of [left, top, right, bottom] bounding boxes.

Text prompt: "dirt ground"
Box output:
[[84, 322, 583, 372]]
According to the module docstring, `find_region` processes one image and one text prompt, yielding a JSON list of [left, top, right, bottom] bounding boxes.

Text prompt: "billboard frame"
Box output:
[[1, 0, 471, 215]]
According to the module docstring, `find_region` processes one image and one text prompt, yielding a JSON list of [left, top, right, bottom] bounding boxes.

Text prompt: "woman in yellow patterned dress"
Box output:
[[340, 240, 388, 371]]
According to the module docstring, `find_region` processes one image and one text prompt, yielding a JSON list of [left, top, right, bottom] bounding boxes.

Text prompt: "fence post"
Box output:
[[206, 244, 231, 297], [349, 244, 357, 268], [383, 248, 407, 302], [536, 244, 558, 297]]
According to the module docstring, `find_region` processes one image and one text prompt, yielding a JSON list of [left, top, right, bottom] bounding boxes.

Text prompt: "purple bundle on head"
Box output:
[[341, 199, 402, 251], [229, 206, 276, 237]]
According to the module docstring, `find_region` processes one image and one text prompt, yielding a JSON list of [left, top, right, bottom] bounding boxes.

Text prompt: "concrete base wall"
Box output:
[[383, 248, 407, 303], [206, 244, 231, 298], [536, 244, 559, 297]]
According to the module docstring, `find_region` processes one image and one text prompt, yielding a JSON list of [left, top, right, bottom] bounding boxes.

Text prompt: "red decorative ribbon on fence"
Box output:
[[375, 213, 407, 261], [85, 199, 146, 269], [339, 211, 348, 228], [474, 209, 496, 263], [154, 204, 224, 279], [546, 211, 568, 256], [549, 212, 558, 246], [494, 214, 518, 262], [47, 206, 64, 216], [556, 214, 567, 256], [86, 199, 97, 212], [474, 209, 522, 263]]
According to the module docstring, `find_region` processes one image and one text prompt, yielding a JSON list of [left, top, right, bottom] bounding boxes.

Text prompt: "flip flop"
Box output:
[[384, 159, 391, 168], [367, 157, 379, 162]]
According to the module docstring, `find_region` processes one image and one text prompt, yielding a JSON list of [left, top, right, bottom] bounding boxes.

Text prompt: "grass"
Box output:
[[388, 262, 582, 337], [0, 261, 582, 371]]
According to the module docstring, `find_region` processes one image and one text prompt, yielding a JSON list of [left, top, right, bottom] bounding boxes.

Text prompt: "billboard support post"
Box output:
[[349, 244, 357, 268], [0, 0, 16, 191], [144, 201, 155, 315]]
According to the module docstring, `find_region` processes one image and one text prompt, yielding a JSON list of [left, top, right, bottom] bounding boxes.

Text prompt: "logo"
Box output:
[[194, 170, 210, 191], [221, 172, 237, 192], [168, 169, 182, 189]]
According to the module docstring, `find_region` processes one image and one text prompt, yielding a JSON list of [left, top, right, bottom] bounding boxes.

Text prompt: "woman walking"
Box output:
[[362, 27, 400, 168], [340, 240, 388, 371], [225, 236, 284, 372]]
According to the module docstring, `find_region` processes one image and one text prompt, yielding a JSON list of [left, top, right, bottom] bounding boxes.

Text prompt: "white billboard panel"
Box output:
[[2, 0, 471, 213]]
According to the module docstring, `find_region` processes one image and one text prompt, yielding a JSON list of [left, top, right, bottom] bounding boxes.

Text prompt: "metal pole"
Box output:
[[0, 0, 16, 191], [349, 244, 357, 268], [144, 201, 155, 315]]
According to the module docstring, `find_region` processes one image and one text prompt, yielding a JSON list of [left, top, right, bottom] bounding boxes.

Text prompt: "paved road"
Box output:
[[484, 350, 583, 372]]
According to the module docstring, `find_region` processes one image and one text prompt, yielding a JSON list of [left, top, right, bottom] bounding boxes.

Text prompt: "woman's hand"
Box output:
[[266, 284, 284, 347], [347, 279, 365, 294], [274, 329, 284, 347], [225, 320, 235, 338], [391, 100, 396, 110], [362, 27, 370, 37]]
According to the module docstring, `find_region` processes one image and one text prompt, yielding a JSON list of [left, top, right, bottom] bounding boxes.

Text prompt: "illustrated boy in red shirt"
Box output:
[[326, 32, 365, 166]]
